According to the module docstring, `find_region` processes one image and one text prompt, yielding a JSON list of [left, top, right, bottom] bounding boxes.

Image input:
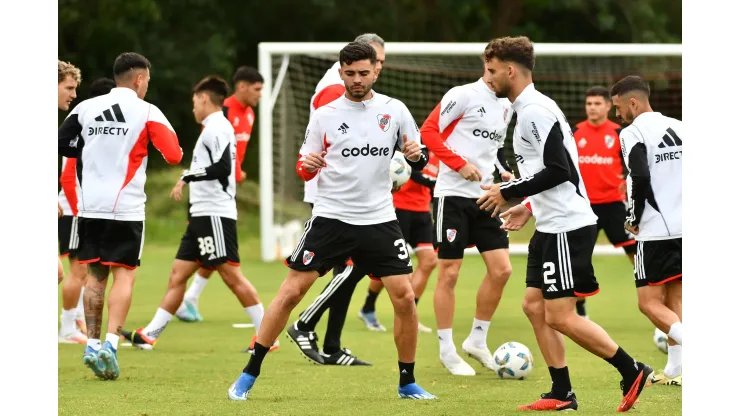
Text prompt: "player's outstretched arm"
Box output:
[[620, 129, 652, 231], [419, 90, 469, 172], [147, 105, 183, 165]]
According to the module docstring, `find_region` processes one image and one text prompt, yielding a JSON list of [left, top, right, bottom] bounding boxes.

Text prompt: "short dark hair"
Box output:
[[88, 78, 116, 98], [610, 75, 651, 97], [193, 76, 230, 105], [483, 36, 535, 71], [339, 42, 377, 66], [585, 86, 610, 102], [233, 66, 263, 85], [113, 52, 151, 81]]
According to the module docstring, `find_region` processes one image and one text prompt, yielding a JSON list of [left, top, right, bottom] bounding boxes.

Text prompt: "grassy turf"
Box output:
[[58, 244, 681, 415]]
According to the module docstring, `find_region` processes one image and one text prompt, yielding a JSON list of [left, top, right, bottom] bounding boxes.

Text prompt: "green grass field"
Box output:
[[58, 242, 681, 415]]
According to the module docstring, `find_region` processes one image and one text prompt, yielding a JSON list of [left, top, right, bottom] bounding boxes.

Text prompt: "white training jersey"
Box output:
[[58, 88, 183, 221], [430, 79, 513, 198], [298, 92, 426, 225], [620, 112, 682, 240], [183, 111, 238, 220], [500, 84, 597, 234], [304, 61, 344, 204]]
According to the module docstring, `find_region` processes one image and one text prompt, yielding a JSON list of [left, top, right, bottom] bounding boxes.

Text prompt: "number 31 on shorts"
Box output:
[[394, 239, 409, 259]]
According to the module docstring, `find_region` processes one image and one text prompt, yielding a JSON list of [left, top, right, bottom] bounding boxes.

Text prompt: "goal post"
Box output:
[[258, 42, 682, 262]]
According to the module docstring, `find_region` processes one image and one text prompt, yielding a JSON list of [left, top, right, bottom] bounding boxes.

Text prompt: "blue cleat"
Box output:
[[82, 346, 106, 380], [357, 310, 386, 332], [398, 383, 437, 400], [176, 299, 203, 322], [228, 373, 257, 401], [98, 341, 120, 380]]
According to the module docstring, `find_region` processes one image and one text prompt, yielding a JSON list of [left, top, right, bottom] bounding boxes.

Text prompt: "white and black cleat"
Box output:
[[286, 322, 324, 364]]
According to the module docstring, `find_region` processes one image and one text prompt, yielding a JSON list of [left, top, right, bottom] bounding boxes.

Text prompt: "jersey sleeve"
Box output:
[[59, 157, 78, 216], [147, 105, 183, 165], [395, 102, 429, 170], [58, 105, 84, 158], [499, 108, 572, 199], [296, 113, 325, 181], [234, 107, 254, 183], [312, 84, 345, 109], [419, 88, 469, 171], [494, 148, 513, 174], [620, 128, 653, 228], [181, 130, 232, 183]]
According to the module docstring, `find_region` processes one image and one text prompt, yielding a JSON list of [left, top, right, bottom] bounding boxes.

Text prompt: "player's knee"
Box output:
[[489, 263, 512, 282], [279, 285, 304, 310], [390, 288, 416, 314], [637, 296, 660, 318], [419, 255, 437, 273], [437, 263, 460, 288], [522, 297, 544, 322]]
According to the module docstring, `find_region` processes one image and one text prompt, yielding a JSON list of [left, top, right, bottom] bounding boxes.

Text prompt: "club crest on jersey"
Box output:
[[604, 134, 615, 149], [233, 117, 240, 126], [377, 114, 391, 132], [578, 138, 587, 148], [302, 250, 315, 265], [446, 229, 457, 242]]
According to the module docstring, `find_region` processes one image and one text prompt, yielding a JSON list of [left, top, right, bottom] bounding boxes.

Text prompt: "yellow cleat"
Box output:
[[650, 373, 682, 386]]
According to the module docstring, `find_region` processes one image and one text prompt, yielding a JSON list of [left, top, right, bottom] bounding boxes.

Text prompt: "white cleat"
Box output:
[[418, 322, 433, 333], [440, 351, 476, 376], [461, 339, 496, 371], [58, 330, 88, 345]]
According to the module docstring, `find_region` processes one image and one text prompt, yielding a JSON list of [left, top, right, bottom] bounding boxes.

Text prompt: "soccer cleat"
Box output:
[[120, 328, 156, 350], [320, 348, 372, 366], [97, 341, 120, 380], [517, 391, 578, 411], [75, 318, 87, 335], [58, 329, 88, 345], [228, 373, 256, 401], [357, 310, 387, 332], [82, 346, 106, 380], [440, 351, 476, 376], [649, 372, 681, 386], [418, 321, 433, 333], [618, 362, 654, 412], [175, 298, 203, 322], [398, 383, 437, 400], [461, 339, 496, 371], [285, 322, 324, 364], [244, 335, 280, 354]]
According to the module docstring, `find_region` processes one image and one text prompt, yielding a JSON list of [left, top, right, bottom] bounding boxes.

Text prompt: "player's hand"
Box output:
[[499, 204, 532, 231], [500, 171, 515, 182], [240, 171, 247, 182], [58, 202, 63, 218], [401, 134, 421, 162], [477, 183, 506, 217], [170, 180, 186, 201], [458, 163, 483, 182], [625, 222, 639, 235], [303, 151, 327, 173]]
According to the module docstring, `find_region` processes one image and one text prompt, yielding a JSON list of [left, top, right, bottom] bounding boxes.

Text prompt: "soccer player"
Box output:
[[420, 54, 515, 376], [174, 66, 264, 323], [58, 77, 116, 345], [58, 52, 183, 380], [57, 60, 86, 344], [477, 36, 652, 412], [119, 76, 274, 353], [611, 75, 682, 386], [572, 86, 637, 319], [228, 42, 436, 401]]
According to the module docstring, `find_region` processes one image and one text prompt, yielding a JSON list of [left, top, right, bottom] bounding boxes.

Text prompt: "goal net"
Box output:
[[258, 43, 682, 261]]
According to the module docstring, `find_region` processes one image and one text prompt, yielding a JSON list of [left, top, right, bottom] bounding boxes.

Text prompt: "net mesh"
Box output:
[[270, 52, 682, 226]]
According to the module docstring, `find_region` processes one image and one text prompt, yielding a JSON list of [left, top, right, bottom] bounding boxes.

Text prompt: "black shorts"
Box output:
[[432, 196, 509, 259], [58, 215, 80, 258], [525, 225, 600, 300], [395, 209, 434, 251], [176, 216, 240, 269], [634, 238, 682, 288], [285, 216, 413, 278], [77, 218, 144, 269], [592, 202, 636, 254]]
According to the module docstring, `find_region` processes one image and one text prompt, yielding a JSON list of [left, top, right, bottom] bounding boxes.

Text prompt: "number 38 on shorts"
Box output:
[[175, 216, 241, 269]]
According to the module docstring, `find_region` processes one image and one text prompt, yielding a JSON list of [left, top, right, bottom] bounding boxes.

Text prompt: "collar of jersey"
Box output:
[[340, 90, 376, 108], [225, 94, 246, 111], [511, 83, 536, 113], [631, 111, 662, 124], [109, 87, 138, 97], [475, 78, 498, 98], [201, 110, 225, 126]]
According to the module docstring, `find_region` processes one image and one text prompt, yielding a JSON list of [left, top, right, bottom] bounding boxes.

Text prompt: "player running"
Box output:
[[420, 56, 515, 376], [477, 36, 652, 412], [228, 42, 436, 401], [119, 76, 274, 353], [58, 52, 183, 380], [611, 75, 683, 387]]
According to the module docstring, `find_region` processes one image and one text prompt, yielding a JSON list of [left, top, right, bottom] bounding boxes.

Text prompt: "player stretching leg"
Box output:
[[229, 42, 436, 401], [611, 76, 683, 386], [175, 67, 264, 323], [59, 53, 183, 380], [572, 86, 637, 319], [120, 77, 274, 353], [421, 57, 515, 376], [478, 37, 651, 412]]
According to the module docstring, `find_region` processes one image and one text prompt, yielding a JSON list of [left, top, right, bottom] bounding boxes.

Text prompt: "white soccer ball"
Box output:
[[390, 151, 411, 187], [492, 341, 534, 380], [653, 328, 669, 354]]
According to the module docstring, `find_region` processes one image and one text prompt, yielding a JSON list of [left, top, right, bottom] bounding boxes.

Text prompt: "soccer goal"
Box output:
[[257, 42, 682, 262]]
